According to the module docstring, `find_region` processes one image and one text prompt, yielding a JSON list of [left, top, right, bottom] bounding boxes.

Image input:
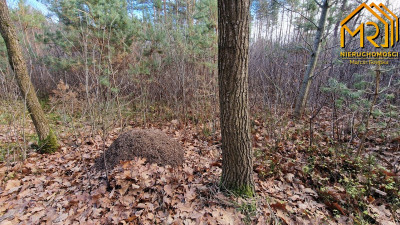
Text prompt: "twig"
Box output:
[[356, 65, 381, 157], [272, 0, 319, 29], [371, 187, 387, 196]]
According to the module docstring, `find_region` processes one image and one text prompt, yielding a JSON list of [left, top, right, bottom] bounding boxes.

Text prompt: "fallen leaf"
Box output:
[[271, 202, 287, 211], [5, 179, 21, 191]]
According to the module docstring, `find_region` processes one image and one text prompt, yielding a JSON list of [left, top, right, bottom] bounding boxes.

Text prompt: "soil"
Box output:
[[94, 129, 184, 171]]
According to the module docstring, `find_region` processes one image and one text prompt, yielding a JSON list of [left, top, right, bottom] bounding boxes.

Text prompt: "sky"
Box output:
[[7, 0, 49, 15], [8, 0, 400, 17], [6, 0, 400, 24], [25, 0, 49, 14]]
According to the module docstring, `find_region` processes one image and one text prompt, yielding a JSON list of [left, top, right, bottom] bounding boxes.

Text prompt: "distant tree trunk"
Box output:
[[0, 0, 58, 153], [218, 0, 254, 197], [294, 0, 330, 118], [279, 7, 284, 46], [333, 0, 347, 41], [327, 0, 347, 82], [163, 0, 167, 20]]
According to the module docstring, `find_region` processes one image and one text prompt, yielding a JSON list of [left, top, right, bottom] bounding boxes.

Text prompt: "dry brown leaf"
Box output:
[[271, 202, 287, 211], [276, 209, 291, 224], [184, 186, 196, 202], [367, 196, 375, 203], [5, 179, 20, 191]]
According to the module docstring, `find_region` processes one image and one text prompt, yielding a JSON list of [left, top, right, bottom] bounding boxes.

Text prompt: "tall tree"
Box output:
[[294, 0, 330, 118], [0, 0, 58, 153], [218, 0, 254, 196]]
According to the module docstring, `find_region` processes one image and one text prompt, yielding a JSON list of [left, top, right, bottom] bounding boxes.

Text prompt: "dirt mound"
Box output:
[[94, 129, 184, 170]]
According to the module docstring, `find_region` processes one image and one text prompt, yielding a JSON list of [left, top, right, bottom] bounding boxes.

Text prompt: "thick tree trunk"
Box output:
[[218, 0, 254, 197], [294, 0, 329, 118], [0, 0, 58, 153]]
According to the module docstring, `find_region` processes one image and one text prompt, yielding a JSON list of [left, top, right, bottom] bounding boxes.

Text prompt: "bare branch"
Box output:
[[314, 0, 323, 8], [272, 0, 319, 29]]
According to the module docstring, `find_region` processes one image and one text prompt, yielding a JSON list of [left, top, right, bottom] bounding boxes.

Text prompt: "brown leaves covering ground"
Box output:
[[0, 115, 399, 224], [0, 124, 247, 224]]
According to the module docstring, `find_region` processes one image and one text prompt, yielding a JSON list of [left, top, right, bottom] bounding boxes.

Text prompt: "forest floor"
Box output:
[[0, 107, 399, 224]]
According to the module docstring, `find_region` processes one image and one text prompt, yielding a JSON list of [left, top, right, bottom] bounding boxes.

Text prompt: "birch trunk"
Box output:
[[294, 0, 330, 118]]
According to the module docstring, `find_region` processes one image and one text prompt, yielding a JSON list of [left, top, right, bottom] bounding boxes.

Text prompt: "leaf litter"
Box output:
[[0, 115, 399, 224]]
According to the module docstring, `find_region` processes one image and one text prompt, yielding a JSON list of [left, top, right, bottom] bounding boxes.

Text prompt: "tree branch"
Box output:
[[314, 0, 323, 8], [272, 0, 319, 29]]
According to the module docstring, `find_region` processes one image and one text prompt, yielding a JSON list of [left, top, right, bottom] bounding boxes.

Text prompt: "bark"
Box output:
[[327, 0, 347, 86], [279, 8, 284, 46], [294, 0, 330, 118], [333, 0, 348, 41], [0, 0, 57, 152], [163, 0, 166, 21], [218, 0, 254, 196]]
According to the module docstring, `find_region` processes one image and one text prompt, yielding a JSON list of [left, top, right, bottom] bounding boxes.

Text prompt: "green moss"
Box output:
[[38, 95, 51, 108], [233, 185, 255, 198], [221, 181, 255, 198], [38, 129, 59, 154]]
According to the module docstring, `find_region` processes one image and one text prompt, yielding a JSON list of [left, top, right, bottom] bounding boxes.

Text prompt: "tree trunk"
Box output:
[[327, 0, 347, 84], [333, 0, 347, 41], [294, 0, 330, 118], [163, 0, 167, 21], [279, 7, 284, 46], [218, 0, 254, 197], [0, 0, 58, 153]]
